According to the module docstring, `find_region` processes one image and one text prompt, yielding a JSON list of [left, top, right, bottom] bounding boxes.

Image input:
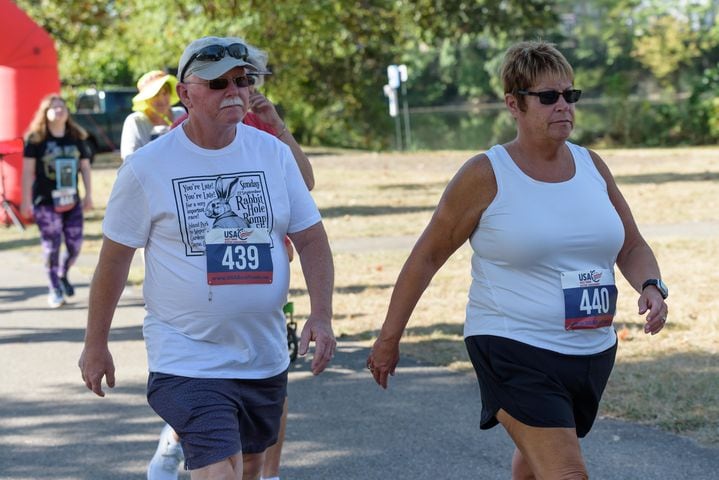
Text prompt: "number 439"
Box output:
[[222, 245, 259, 270]]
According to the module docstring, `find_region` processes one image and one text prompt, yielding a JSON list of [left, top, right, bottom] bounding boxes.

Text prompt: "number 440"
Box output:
[[580, 287, 611, 314]]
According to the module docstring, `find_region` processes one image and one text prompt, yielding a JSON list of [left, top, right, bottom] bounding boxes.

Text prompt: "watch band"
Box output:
[[641, 279, 668, 299]]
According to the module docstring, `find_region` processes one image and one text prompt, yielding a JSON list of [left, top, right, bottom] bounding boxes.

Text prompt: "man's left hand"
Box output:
[[298, 315, 336, 375]]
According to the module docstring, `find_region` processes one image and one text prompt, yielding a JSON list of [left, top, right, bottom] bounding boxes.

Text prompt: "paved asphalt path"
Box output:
[[1, 230, 718, 479]]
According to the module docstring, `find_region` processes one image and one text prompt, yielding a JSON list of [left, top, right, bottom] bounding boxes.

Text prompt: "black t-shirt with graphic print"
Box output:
[[23, 133, 92, 207]]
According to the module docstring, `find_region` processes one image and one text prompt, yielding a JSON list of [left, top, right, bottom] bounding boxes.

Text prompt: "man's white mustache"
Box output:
[[220, 98, 245, 108]]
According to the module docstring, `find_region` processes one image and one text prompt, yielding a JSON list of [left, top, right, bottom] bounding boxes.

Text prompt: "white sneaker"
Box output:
[[147, 424, 184, 480], [47, 288, 65, 309]]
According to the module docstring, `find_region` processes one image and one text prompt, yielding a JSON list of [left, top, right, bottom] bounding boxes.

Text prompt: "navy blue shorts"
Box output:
[[147, 370, 287, 470], [465, 335, 616, 438]]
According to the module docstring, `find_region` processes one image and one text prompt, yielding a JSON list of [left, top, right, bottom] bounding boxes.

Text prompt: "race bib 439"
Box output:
[[560, 268, 617, 330], [205, 228, 273, 285]]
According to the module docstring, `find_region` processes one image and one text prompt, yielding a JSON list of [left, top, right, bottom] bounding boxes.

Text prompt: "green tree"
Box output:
[[16, 0, 558, 149], [16, 0, 133, 86], [400, 0, 558, 107]]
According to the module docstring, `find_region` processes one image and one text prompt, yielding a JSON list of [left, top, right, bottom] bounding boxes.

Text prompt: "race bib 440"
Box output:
[[560, 269, 617, 330], [205, 228, 273, 285]]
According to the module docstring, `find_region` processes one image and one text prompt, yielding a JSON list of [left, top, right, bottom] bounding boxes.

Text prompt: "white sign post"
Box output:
[[385, 65, 402, 150], [398, 64, 412, 149], [385, 64, 412, 150]]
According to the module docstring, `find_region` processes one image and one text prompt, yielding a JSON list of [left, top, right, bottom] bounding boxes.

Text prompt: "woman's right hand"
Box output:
[[366, 336, 400, 389], [20, 201, 33, 219]]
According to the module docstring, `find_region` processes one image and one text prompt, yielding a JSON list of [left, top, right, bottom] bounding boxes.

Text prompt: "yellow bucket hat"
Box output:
[[131, 70, 180, 112]]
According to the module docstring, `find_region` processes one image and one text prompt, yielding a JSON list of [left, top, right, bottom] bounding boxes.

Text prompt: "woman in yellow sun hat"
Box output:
[[120, 70, 186, 160]]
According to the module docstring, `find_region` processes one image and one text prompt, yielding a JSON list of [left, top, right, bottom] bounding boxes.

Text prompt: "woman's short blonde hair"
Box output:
[[500, 41, 574, 111]]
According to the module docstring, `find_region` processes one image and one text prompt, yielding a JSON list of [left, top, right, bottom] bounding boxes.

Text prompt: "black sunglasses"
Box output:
[[183, 75, 256, 90], [517, 89, 582, 105], [180, 43, 250, 82]]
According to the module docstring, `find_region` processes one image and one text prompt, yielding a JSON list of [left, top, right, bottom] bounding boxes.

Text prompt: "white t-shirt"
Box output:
[[465, 142, 623, 355], [104, 122, 321, 378], [120, 107, 187, 160]]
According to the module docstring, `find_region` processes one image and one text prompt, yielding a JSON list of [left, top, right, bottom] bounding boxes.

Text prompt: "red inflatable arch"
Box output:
[[0, 0, 60, 226]]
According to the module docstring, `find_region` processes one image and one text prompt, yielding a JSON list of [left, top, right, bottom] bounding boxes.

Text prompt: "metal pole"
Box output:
[[384, 79, 402, 151], [0, 156, 26, 231], [400, 82, 412, 150], [395, 115, 403, 151]]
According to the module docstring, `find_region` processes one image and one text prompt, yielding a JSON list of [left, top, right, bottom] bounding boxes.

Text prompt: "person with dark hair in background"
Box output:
[[21, 94, 93, 308], [367, 40, 669, 479], [79, 35, 335, 480]]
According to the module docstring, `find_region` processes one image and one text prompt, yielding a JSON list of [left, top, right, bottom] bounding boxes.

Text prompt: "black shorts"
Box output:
[[465, 335, 617, 438], [147, 370, 287, 470]]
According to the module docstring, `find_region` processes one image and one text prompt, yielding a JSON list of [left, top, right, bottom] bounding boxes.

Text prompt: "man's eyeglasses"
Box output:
[[184, 75, 256, 90], [517, 89, 582, 105], [180, 43, 250, 82]]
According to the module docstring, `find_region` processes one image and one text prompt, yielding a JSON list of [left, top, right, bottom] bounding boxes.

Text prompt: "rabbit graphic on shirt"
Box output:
[[205, 177, 250, 228]]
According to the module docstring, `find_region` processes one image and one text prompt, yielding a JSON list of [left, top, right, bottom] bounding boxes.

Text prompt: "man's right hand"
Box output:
[[78, 346, 116, 397]]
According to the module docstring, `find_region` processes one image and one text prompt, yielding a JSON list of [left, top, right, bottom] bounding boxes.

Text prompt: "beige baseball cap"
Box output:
[[178, 36, 259, 81]]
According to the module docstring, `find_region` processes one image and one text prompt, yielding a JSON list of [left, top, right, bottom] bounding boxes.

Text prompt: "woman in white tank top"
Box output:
[[367, 40, 669, 479]]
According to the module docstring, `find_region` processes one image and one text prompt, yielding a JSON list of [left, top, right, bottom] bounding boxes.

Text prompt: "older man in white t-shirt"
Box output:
[[78, 36, 335, 480]]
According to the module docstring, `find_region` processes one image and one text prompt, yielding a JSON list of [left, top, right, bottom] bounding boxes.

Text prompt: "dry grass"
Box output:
[[296, 147, 719, 447], [2, 146, 717, 446]]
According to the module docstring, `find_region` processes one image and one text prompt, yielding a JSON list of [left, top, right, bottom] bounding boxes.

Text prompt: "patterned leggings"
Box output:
[[33, 203, 84, 290]]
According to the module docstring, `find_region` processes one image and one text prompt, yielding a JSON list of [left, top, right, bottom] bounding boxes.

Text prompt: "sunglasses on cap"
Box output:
[[184, 75, 256, 90], [517, 89, 582, 105], [180, 43, 250, 82]]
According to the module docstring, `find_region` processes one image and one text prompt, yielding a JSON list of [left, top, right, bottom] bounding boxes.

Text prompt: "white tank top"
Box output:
[[464, 142, 623, 355]]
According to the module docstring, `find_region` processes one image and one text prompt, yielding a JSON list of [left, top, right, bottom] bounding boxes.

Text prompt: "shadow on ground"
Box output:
[[320, 204, 434, 219], [0, 382, 161, 480], [615, 171, 719, 184]]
